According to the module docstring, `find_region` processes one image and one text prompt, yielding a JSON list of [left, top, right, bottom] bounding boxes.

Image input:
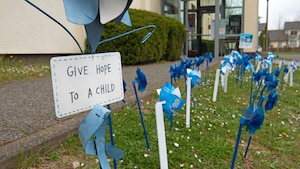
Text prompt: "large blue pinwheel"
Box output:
[[158, 82, 185, 128], [25, 0, 156, 54], [231, 68, 280, 169], [63, 0, 133, 53], [132, 68, 150, 151], [79, 105, 124, 169]]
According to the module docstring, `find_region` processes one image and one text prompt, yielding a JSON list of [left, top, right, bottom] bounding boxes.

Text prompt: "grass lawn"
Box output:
[[13, 59, 299, 169]]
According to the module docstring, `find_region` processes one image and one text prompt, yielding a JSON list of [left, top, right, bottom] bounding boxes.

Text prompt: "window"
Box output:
[[290, 40, 297, 48], [290, 31, 297, 35]]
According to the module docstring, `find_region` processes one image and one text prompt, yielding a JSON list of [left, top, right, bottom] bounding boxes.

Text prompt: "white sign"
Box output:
[[50, 52, 124, 118], [239, 33, 253, 48]]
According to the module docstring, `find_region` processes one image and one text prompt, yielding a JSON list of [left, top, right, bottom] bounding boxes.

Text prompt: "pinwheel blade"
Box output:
[[158, 82, 185, 127], [63, 0, 98, 24], [99, 0, 130, 24], [136, 68, 147, 93], [120, 10, 132, 26], [84, 14, 103, 53]]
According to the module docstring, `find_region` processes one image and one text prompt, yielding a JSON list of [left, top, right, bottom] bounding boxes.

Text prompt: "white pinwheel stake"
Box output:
[[132, 68, 150, 151], [186, 69, 202, 128], [283, 60, 298, 87], [156, 82, 185, 169], [212, 69, 221, 102]]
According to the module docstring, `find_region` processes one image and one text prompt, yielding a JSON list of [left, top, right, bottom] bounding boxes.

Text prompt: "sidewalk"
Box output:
[[0, 58, 221, 168]]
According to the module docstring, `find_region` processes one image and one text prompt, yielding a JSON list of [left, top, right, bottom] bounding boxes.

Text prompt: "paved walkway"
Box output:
[[0, 57, 222, 168]]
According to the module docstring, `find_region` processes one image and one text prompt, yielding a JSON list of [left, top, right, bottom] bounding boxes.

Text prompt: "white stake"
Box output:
[[269, 62, 272, 73], [284, 65, 291, 83], [155, 101, 168, 169], [255, 61, 261, 72], [186, 77, 191, 128], [224, 68, 229, 93], [290, 67, 293, 87], [213, 69, 221, 102], [220, 61, 225, 87]]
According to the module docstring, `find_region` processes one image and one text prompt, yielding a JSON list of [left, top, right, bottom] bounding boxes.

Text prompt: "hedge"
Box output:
[[86, 9, 186, 65]]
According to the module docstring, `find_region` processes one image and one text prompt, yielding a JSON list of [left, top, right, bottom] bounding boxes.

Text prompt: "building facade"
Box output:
[[0, 0, 259, 55]]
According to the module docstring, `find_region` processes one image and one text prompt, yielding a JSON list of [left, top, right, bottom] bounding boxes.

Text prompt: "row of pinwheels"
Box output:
[[169, 52, 213, 84], [230, 52, 283, 168]]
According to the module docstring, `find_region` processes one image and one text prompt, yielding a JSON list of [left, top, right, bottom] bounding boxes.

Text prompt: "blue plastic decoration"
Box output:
[[186, 69, 202, 89], [267, 52, 277, 62], [169, 62, 184, 84], [231, 66, 280, 169], [254, 53, 262, 61], [180, 56, 193, 81], [220, 56, 234, 75], [193, 56, 204, 70], [132, 68, 150, 151], [78, 105, 124, 169], [25, 0, 156, 54], [204, 52, 213, 83], [290, 60, 299, 72], [63, 0, 132, 53], [232, 52, 253, 88], [158, 82, 185, 128]]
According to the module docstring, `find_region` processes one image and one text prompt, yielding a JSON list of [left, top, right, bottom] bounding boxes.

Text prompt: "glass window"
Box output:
[[164, 0, 180, 20], [226, 0, 243, 7], [291, 31, 297, 35]]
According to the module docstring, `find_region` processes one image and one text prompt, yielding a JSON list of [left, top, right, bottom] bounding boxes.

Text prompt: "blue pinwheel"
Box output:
[[235, 53, 254, 88], [25, 0, 156, 54], [186, 69, 202, 89], [180, 56, 193, 80], [204, 52, 213, 83], [78, 105, 124, 169], [132, 68, 150, 151], [157, 82, 185, 128], [290, 60, 299, 72], [220, 56, 234, 75], [254, 53, 262, 61], [193, 56, 205, 70], [169, 62, 184, 84], [63, 0, 133, 53], [231, 67, 280, 169]]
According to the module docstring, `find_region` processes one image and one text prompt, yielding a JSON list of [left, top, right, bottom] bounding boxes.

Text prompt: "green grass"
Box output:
[[12, 61, 300, 168], [0, 55, 50, 83], [273, 52, 300, 55]]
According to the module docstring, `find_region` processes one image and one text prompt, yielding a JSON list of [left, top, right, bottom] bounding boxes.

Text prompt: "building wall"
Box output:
[[243, 0, 259, 53], [0, 0, 86, 54], [270, 41, 287, 48], [131, 0, 161, 14]]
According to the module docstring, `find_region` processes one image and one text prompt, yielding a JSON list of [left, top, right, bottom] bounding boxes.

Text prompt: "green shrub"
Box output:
[[162, 17, 186, 61], [201, 40, 214, 56], [89, 9, 185, 65]]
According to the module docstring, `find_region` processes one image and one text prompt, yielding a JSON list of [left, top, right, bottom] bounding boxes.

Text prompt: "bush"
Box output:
[[88, 9, 185, 65]]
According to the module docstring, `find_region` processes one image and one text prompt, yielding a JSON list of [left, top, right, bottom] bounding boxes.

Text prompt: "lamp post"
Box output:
[[265, 0, 269, 52]]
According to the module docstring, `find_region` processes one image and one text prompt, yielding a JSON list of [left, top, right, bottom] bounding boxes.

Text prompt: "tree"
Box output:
[[259, 30, 270, 51]]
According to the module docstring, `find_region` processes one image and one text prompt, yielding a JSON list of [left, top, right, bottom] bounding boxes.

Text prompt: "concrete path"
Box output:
[[0, 57, 222, 168]]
